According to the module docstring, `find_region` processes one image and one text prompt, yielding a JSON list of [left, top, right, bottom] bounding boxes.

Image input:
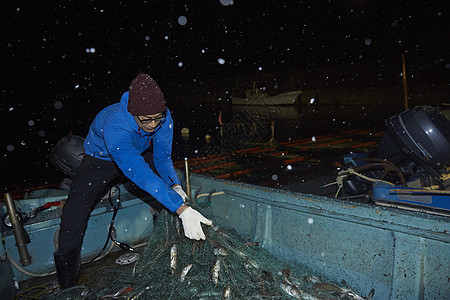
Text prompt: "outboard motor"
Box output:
[[49, 134, 139, 193], [378, 105, 450, 186], [49, 135, 85, 180], [338, 106, 450, 212]]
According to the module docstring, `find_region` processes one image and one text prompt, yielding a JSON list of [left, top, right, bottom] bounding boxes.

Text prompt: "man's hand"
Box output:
[[173, 185, 188, 202], [178, 206, 212, 240]]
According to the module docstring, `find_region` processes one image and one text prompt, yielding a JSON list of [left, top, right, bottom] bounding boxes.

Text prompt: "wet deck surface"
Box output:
[[174, 127, 383, 198], [16, 246, 144, 299]]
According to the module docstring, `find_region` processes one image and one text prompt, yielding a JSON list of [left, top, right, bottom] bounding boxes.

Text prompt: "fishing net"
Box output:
[[37, 206, 371, 300]]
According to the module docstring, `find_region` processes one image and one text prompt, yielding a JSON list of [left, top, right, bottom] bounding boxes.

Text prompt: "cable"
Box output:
[[85, 185, 136, 265]]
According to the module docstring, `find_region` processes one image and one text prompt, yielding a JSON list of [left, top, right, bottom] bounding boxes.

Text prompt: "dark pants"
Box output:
[[58, 155, 123, 254]]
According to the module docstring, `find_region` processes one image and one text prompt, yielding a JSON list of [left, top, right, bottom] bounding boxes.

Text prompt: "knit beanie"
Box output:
[[127, 73, 166, 115]]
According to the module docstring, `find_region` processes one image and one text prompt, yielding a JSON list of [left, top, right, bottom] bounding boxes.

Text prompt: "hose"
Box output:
[[194, 191, 225, 208], [5, 238, 117, 278], [195, 191, 225, 199], [7, 253, 55, 277]]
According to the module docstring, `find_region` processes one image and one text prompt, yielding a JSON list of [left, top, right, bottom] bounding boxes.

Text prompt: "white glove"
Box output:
[[173, 185, 188, 202], [179, 207, 212, 240]]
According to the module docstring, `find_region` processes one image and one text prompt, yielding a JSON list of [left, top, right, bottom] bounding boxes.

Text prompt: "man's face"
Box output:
[[134, 112, 165, 133]]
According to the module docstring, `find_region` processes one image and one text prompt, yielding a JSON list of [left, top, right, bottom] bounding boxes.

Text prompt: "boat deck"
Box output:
[[16, 247, 140, 299]]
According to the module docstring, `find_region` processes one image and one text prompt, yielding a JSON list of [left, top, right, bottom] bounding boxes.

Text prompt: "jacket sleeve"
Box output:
[[103, 126, 183, 212], [152, 114, 182, 187]]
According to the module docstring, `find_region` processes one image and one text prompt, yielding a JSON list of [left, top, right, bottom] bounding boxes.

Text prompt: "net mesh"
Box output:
[[39, 207, 371, 300]]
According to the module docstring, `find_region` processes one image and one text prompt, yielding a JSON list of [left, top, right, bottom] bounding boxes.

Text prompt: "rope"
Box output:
[[323, 168, 394, 198], [347, 168, 395, 185], [14, 285, 54, 299]]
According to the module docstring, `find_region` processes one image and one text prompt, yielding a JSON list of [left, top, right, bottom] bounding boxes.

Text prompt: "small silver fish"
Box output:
[[303, 275, 321, 284], [170, 244, 177, 275], [234, 248, 247, 258], [211, 259, 221, 285], [280, 283, 301, 299], [343, 287, 375, 300], [213, 247, 229, 256], [180, 264, 193, 282], [280, 283, 318, 300], [245, 258, 259, 269], [313, 282, 343, 293], [222, 285, 231, 300]]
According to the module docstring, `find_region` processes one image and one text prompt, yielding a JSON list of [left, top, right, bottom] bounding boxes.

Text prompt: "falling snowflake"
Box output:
[[178, 16, 187, 26], [220, 0, 234, 6], [54, 101, 63, 109]]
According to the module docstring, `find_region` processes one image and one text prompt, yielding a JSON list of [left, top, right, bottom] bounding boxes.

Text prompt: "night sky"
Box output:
[[1, 0, 449, 190]]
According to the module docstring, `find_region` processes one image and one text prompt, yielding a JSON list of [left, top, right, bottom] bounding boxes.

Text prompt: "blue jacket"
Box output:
[[84, 91, 183, 212]]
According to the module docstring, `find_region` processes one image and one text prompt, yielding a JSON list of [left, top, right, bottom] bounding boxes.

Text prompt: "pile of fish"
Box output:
[[47, 209, 374, 299]]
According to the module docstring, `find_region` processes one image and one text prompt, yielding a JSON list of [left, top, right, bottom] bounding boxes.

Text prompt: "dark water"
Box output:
[[172, 102, 400, 157], [1, 97, 401, 193]]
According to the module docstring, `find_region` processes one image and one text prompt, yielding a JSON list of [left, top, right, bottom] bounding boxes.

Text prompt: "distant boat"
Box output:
[[232, 82, 301, 106]]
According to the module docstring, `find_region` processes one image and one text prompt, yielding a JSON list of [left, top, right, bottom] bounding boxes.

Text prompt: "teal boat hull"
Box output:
[[0, 184, 154, 285], [186, 172, 449, 300], [1, 173, 449, 299]]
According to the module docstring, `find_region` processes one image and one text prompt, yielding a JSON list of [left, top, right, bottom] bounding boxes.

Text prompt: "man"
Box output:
[[53, 73, 212, 288]]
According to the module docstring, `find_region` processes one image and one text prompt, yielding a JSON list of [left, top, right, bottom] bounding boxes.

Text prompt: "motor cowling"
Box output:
[[49, 135, 85, 179], [342, 106, 450, 197], [378, 105, 450, 178]]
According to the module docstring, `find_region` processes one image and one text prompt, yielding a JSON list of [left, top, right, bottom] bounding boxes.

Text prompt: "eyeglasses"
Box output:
[[136, 113, 166, 125]]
